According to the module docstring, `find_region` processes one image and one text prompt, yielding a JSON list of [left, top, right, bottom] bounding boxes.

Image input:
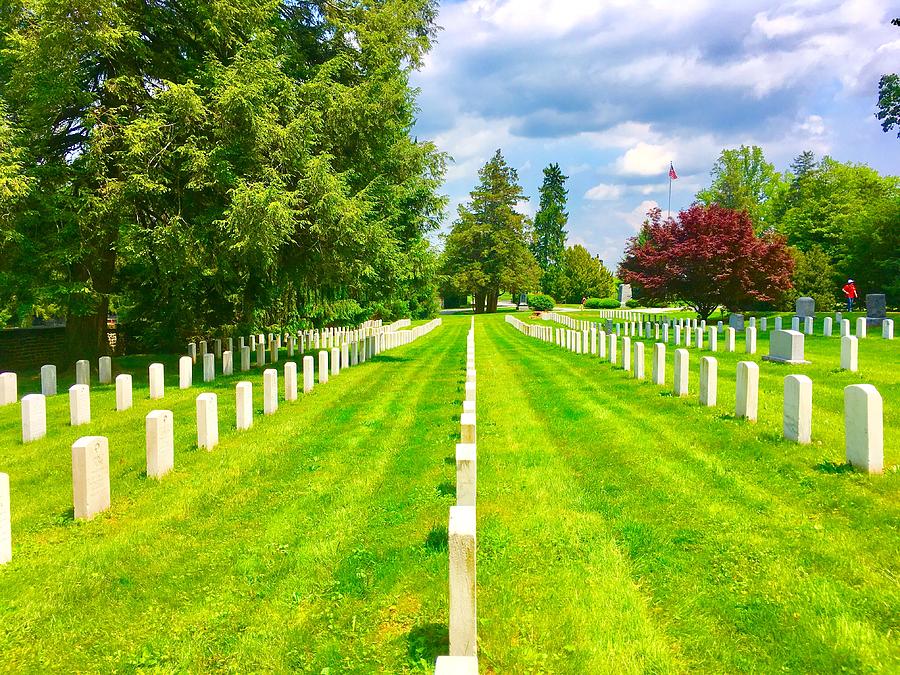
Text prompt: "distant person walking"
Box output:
[[842, 279, 858, 312], [580, 296, 586, 310]]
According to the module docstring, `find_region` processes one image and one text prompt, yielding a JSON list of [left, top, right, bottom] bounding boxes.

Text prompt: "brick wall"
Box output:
[[0, 326, 67, 372]]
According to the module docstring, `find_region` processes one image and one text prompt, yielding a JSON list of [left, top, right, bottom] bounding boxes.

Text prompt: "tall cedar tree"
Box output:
[[876, 18, 900, 137], [619, 204, 794, 320], [0, 0, 445, 357], [443, 150, 539, 313], [531, 163, 568, 295]]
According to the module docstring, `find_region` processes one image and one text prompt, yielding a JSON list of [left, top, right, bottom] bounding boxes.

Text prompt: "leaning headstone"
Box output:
[[840, 335, 858, 372], [116, 374, 132, 411], [69, 384, 90, 426], [673, 349, 689, 397], [728, 313, 744, 330], [735, 361, 759, 421], [99, 356, 112, 384], [318, 351, 329, 384], [196, 393, 218, 450], [456, 443, 476, 507], [145, 410, 174, 479], [784, 375, 812, 444], [883, 319, 895, 339], [149, 363, 164, 399], [71, 436, 110, 520], [263, 369, 278, 415], [763, 330, 809, 365], [449, 505, 477, 657], [795, 296, 815, 318], [203, 353, 215, 383], [179, 356, 193, 389], [21, 393, 47, 443], [40, 365, 57, 397], [0, 473, 9, 564], [303, 356, 314, 393], [0, 372, 17, 406], [699, 356, 717, 407], [75, 359, 90, 385], [236, 381, 253, 431], [222, 350, 233, 376], [844, 384, 883, 474]]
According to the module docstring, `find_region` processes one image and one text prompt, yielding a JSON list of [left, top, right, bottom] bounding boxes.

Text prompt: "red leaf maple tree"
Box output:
[[618, 204, 794, 320]]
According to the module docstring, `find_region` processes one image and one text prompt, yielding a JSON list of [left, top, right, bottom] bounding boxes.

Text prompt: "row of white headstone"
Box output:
[[436, 318, 479, 675], [506, 316, 885, 474], [0, 319, 443, 565]]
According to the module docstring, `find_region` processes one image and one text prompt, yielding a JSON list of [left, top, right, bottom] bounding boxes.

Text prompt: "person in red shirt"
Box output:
[[842, 279, 858, 312]]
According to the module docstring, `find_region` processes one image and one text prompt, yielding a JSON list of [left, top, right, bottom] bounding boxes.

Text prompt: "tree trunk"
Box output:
[[473, 291, 485, 314], [65, 247, 116, 363], [486, 290, 499, 313]]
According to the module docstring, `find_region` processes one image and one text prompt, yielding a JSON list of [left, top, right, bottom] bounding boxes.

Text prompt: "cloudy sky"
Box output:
[[410, 0, 900, 266]]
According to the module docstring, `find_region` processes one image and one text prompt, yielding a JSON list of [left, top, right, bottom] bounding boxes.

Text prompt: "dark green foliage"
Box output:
[[546, 244, 616, 304], [779, 246, 839, 312], [527, 293, 555, 311], [531, 163, 568, 293], [875, 19, 900, 137], [585, 297, 619, 309]]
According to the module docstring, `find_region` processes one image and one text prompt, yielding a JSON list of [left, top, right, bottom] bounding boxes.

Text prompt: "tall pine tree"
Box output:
[[532, 163, 569, 297]]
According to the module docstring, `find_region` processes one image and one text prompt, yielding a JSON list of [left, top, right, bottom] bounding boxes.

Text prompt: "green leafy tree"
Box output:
[[696, 145, 786, 232], [0, 0, 445, 356], [779, 245, 839, 312], [531, 163, 568, 294], [553, 245, 616, 304], [443, 149, 540, 313], [876, 18, 900, 138]]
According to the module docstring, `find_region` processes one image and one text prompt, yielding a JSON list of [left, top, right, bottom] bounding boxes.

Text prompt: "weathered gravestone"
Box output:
[[728, 313, 744, 330], [617, 283, 632, 308], [796, 297, 815, 318], [763, 330, 810, 365], [866, 294, 886, 330]]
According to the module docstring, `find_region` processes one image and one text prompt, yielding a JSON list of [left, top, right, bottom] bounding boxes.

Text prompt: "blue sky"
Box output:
[[410, 0, 900, 266]]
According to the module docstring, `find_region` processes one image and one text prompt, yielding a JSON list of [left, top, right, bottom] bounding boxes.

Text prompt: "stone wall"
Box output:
[[0, 327, 66, 371]]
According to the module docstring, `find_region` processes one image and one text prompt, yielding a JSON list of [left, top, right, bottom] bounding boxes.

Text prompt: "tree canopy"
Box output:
[[442, 149, 539, 313], [876, 18, 900, 138], [0, 0, 446, 357], [531, 163, 568, 295], [619, 205, 793, 320]]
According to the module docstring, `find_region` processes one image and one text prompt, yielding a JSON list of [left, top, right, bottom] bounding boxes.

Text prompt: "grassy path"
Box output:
[[475, 313, 898, 672], [0, 322, 467, 671]]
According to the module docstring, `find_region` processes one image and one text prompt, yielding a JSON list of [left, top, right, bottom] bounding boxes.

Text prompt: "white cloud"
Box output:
[[584, 183, 622, 200]]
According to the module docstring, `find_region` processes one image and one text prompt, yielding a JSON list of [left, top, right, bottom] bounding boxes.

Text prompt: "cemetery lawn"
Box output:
[[0, 313, 898, 672]]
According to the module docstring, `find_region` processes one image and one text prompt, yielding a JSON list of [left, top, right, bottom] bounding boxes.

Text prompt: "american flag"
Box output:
[[668, 163, 678, 180]]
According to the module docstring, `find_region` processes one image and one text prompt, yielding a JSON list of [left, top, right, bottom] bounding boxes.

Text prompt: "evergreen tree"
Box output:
[[443, 150, 539, 313], [532, 163, 568, 295]]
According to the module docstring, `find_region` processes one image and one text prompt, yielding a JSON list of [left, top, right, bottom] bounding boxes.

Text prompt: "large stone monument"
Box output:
[[795, 297, 815, 318], [617, 283, 632, 308], [762, 329, 810, 365], [728, 313, 744, 330], [866, 294, 886, 329]]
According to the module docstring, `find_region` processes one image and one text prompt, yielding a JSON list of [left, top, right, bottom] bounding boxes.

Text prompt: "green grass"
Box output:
[[0, 314, 897, 672]]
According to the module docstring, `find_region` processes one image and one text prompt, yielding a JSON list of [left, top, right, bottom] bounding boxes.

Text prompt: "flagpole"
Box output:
[[667, 161, 672, 220]]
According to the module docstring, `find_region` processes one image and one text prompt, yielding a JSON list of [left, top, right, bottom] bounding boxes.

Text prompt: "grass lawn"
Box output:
[[0, 312, 897, 672]]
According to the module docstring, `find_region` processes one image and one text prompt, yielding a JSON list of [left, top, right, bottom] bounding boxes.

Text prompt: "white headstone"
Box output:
[[75, 359, 90, 385], [622, 337, 631, 371], [434, 656, 479, 674], [633, 342, 645, 380], [318, 351, 329, 384], [222, 350, 233, 376], [460, 412, 476, 444], [774, 317, 783, 331], [256, 343, 265, 367], [695, 327, 703, 350], [883, 318, 894, 339], [40, 365, 57, 397], [783, 375, 812, 444], [0, 473, 9, 564], [804, 316, 814, 335], [263, 369, 278, 415], [673, 349, 689, 397], [241, 346, 251, 372], [149, 363, 164, 399], [188, 342, 197, 364], [21, 393, 47, 443], [99, 356, 112, 384], [725, 327, 735, 352], [823, 317, 833, 337], [760, 317, 767, 332], [699, 356, 717, 407], [196, 393, 218, 451], [71, 436, 110, 520], [284, 362, 298, 402], [735, 361, 759, 421], [203, 353, 215, 383], [456, 443, 476, 507], [763, 330, 809, 364], [330, 347, 340, 376], [844, 384, 883, 474], [791, 316, 800, 332], [449, 505, 477, 657], [69, 384, 90, 426], [608, 333, 617, 365], [840, 335, 858, 372], [745, 326, 757, 354], [0, 372, 17, 406], [236, 382, 253, 431], [115, 374, 132, 411], [179, 356, 193, 389], [855, 317, 866, 338], [303, 355, 314, 393], [199, 340, 207, 358], [840, 319, 850, 337], [145, 410, 174, 479], [707, 326, 717, 352], [652, 343, 665, 385]]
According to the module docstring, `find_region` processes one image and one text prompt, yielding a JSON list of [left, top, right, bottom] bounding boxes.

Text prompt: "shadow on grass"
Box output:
[[406, 622, 449, 665], [424, 525, 448, 553], [443, 455, 455, 466], [814, 460, 855, 474], [436, 480, 455, 497], [371, 355, 412, 363], [57, 507, 75, 524]]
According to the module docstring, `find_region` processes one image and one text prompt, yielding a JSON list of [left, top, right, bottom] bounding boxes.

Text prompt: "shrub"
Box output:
[[583, 298, 602, 309], [527, 294, 555, 311], [626, 299, 640, 308], [591, 298, 620, 309]]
